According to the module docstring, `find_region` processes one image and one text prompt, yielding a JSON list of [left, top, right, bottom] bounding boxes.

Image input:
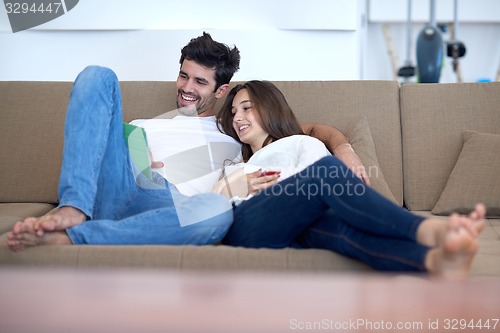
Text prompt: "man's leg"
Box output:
[[58, 65, 136, 221], [67, 191, 233, 245], [8, 66, 138, 250], [14, 191, 233, 246]]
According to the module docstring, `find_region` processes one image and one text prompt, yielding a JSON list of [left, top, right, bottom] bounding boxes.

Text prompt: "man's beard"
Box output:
[[176, 93, 216, 116]]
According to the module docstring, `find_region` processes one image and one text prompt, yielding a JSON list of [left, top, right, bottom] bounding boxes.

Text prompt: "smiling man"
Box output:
[[177, 59, 226, 115], [7, 32, 367, 250], [8, 33, 241, 249]]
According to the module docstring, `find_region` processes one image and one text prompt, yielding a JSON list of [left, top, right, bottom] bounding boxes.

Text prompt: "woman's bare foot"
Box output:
[[417, 203, 486, 248], [425, 214, 480, 279]]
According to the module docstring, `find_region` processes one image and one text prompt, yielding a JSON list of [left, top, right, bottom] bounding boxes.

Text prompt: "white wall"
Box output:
[[0, 0, 498, 82], [0, 0, 362, 81]]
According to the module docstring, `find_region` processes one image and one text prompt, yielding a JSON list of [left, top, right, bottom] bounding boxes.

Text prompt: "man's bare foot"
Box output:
[[6, 206, 84, 252], [425, 214, 480, 279], [417, 203, 486, 248], [7, 219, 72, 252], [25, 206, 86, 236]]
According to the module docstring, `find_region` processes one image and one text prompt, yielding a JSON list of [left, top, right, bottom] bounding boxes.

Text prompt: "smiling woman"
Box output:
[[213, 80, 486, 279], [231, 90, 270, 155], [221, 81, 304, 162]]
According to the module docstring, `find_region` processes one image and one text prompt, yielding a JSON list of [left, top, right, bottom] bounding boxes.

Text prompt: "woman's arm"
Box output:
[[301, 123, 371, 186]]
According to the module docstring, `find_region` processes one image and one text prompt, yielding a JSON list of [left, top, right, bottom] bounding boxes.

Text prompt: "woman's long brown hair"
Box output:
[[216, 80, 304, 162]]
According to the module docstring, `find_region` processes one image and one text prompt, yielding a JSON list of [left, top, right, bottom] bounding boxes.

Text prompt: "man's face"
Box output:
[[176, 59, 227, 117]]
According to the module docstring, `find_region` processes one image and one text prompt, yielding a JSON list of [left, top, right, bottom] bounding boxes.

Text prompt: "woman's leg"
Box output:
[[224, 156, 424, 247], [295, 156, 425, 239], [294, 210, 429, 271]]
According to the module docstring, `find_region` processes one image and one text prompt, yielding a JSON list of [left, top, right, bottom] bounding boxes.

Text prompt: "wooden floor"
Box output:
[[0, 268, 499, 333]]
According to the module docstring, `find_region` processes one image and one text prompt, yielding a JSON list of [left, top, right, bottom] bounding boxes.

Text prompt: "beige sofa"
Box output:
[[1, 80, 499, 276]]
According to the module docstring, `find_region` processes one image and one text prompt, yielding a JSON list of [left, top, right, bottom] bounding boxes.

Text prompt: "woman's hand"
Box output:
[[246, 169, 281, 195], [213, 168, 280, 199]]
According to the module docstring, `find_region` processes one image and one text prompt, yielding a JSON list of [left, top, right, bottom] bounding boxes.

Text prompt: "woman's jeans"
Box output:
[[223, 156, 429, 271], [59, 66, 233, 245]]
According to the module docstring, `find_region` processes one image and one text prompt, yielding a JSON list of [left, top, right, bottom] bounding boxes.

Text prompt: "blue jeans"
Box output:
[[223, 156, 429, 271], [59, 66, 233, 245]]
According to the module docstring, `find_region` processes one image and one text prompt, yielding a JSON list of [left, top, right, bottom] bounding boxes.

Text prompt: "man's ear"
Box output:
[[215, 84, 230, 99]]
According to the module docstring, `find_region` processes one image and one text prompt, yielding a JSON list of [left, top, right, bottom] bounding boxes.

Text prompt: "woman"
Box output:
[[215, 80, 485, 278]]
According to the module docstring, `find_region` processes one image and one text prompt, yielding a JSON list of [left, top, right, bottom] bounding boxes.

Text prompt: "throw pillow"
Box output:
[[342, 117, 398, 204], [432, 131, 500, 217]]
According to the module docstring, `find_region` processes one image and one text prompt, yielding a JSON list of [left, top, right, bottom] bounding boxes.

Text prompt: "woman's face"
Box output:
[[231, 89, 269, 152]]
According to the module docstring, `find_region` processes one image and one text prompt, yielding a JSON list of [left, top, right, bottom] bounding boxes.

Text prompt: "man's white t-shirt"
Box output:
[[130, 116, 241, 196]]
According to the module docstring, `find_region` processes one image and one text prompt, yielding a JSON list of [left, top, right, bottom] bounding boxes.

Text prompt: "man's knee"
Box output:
[[183, 197, 233, 244], [203, 192, 233, 213], [75, 65, 119, 87], [195, 193, 233, 227], [174, 192, 233, 228]]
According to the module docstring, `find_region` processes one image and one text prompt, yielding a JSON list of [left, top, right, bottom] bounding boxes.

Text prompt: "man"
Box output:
[[7, 32, 367, 250]]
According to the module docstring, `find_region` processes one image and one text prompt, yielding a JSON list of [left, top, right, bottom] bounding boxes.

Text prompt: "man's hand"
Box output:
[[301, 123, 370, 185], [151, 161, 164, 169], [333, 143, 371, 186], [149, 148, 164, 169]]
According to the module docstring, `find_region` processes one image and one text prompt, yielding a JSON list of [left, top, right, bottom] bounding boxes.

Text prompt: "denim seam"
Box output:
[[309, 227, 426, 271], [325, 194, 418, 241]]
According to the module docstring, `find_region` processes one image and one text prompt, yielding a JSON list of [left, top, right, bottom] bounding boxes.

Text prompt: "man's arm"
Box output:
[[301, 123, 371, 186]]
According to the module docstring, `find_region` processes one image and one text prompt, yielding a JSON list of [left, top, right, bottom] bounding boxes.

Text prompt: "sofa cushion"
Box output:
[[0, 232, 370, 271], [0, 203, 56, 235], [401, 82, 500, 211], [343, 117, 397, 203], [432, 131, 500, 217]]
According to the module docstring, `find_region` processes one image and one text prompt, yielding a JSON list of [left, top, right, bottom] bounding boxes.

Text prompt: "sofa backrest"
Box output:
[[124, 80, 404, 204], [400, 81, 500, 210], [0, 81, 180, 204], [0, 80, 403, 204]]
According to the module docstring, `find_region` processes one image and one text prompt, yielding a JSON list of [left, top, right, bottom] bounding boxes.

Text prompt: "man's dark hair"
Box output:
[[180, 32, 240, 91]]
